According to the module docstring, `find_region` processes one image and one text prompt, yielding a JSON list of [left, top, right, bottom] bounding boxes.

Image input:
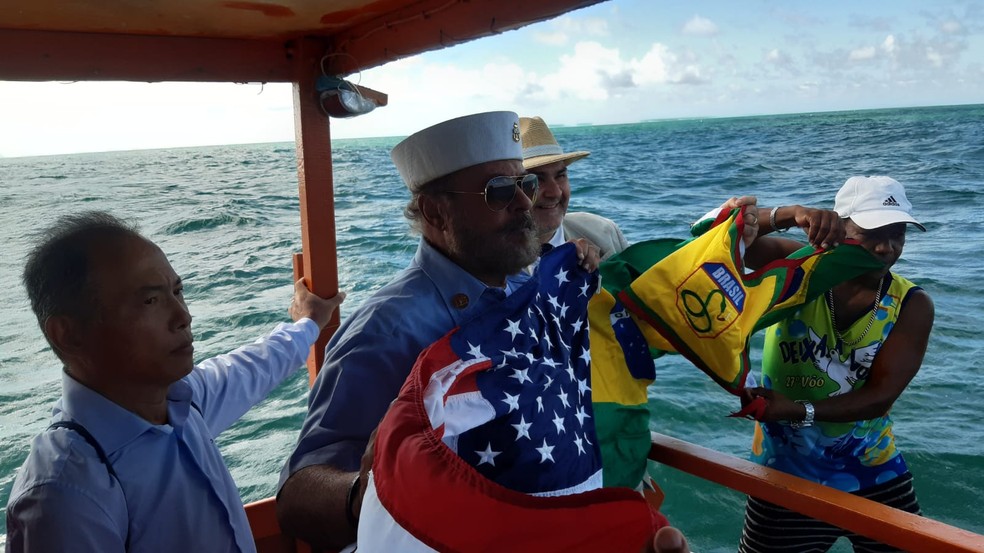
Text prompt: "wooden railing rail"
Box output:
[[246, 433, 984, 552], [648, 432, 984, 553]]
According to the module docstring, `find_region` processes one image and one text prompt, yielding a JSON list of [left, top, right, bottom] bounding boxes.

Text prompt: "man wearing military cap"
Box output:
[[279, 111, 546, 549]]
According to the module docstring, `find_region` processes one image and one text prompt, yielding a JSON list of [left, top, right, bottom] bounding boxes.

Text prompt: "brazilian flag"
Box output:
[[590, 207, 883, 488]]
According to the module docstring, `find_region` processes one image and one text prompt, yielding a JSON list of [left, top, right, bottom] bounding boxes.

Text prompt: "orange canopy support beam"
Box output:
[[292, 37, 339, 386], [649, 432, 984, 553]]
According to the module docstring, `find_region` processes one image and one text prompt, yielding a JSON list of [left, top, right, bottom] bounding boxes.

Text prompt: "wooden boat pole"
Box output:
[[291, 37, 340, 386]]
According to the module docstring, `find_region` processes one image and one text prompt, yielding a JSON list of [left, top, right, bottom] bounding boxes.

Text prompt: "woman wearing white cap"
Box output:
[[738, 176, 932, 553]]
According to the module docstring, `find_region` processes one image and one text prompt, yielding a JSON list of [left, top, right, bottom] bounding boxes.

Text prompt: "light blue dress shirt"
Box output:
[[6, 318, 320, 553], [280, 239, 529, 482]]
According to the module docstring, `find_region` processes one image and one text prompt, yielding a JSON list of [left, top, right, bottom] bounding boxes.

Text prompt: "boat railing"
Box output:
[[648, 432, 984, 553], [246, 432, 984, 553]]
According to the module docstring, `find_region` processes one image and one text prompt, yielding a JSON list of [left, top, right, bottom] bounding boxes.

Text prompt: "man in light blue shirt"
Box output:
[[5, 211, 344, 553]]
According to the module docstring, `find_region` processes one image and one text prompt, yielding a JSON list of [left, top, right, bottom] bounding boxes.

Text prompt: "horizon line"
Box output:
[[3, 101, 980, 160]]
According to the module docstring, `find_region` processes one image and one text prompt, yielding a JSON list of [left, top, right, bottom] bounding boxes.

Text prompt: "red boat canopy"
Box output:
[[0, 0, 604, 82]]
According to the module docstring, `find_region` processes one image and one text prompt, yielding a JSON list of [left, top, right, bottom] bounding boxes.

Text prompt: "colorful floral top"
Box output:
[[751, 273, 919, 492]]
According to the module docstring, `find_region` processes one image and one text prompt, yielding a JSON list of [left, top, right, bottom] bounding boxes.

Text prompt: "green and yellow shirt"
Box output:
[[751, 273, 919, 491]]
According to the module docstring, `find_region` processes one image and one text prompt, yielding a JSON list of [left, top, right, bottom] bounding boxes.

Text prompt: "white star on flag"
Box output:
[[503, 318, 522, 340], [466, 342, 484, 359], [575, 405, 591, 426], [510, 368, 531, 384], [552, 411, 566, 434], [476, 443, 502, 466], [577, 378, 591, 396], [511, 415, 532, 441], [501, 392, 520, 412], [557, 389, 570, 408], [536, 438, 555, 463]]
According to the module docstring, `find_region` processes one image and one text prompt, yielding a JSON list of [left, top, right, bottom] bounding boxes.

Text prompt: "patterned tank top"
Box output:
[[750, 272, 919, 492]]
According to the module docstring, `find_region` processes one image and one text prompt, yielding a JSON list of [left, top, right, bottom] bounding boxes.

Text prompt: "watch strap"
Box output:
[[791, 400, 815, 428]]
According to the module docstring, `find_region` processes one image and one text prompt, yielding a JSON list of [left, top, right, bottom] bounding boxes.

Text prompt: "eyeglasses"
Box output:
[[444, 174, 539, 211]]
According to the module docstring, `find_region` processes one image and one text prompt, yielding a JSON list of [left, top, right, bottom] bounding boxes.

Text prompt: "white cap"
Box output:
[[391, 111, 522, 191], [834, 176, 926, 231]]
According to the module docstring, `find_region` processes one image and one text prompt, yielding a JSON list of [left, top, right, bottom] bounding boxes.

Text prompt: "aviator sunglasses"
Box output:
[[445, 174, 539, 211]]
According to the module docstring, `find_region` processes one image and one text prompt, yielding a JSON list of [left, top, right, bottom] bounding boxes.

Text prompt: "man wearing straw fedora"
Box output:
[[520, 116, 629, 260]]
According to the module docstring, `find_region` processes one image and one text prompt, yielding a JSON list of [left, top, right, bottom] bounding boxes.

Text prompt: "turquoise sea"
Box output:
[[2, 104, 983, 551]]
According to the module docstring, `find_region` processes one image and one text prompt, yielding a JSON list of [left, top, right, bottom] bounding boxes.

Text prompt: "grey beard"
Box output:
[[447, 213, 539, 278]]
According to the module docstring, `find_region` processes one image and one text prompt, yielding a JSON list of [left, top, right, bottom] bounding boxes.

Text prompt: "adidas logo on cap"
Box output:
[[883, 195, 900, 207]]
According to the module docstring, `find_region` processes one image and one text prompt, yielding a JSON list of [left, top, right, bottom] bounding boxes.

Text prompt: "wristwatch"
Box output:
[[790, 400, 815, 429]]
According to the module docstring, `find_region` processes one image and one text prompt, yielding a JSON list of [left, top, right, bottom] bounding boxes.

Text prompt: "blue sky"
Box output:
[[1, 0, 981, 157]]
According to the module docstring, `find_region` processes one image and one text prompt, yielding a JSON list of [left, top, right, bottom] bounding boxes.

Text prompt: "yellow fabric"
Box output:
[[588, 290, 652, 406], [620, 209, 832, 390]]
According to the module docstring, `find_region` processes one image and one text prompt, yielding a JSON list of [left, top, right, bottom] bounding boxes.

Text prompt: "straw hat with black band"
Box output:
[[519, 116, 590, 170]]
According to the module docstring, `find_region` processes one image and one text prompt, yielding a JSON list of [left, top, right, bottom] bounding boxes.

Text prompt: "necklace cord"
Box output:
[[826, 275, 885, 348]]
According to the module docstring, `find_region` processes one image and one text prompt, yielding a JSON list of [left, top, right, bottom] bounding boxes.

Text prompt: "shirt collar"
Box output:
[[58, 372, 192, 455], [524, 227, 565, 275], [414, 239, 529, 324], [547, 225, 566, 249]]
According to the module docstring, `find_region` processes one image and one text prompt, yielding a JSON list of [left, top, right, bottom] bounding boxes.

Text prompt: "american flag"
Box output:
[[443, 242, 602, 495], [359, 243, 656, 552]]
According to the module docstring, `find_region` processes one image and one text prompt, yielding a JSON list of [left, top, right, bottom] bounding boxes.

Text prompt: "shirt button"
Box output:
[[451, 294, 469, 309]]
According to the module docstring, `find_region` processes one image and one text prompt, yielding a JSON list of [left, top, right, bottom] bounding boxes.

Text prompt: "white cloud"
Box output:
[[520, 38, 712, 103], [633, 44, 674, 85], [762, 48, 798, 75], [537, 41, 627, 101], [682, 15, 719, 36], [576, 18, 610, 37], [552, 15, 608, 37], [849, 46, 877, 61], [533, 14, 609, 45], [0, 81, 294, 157], [926, 47, 944, 67], [940, 20, 962, 34], [534, 31, 568, 46], [882, 35, 896, 54], [673, 65, 708, 85]]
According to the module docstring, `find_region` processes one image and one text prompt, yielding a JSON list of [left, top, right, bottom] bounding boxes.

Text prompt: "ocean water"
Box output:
[[2, 104, 983, 551]]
